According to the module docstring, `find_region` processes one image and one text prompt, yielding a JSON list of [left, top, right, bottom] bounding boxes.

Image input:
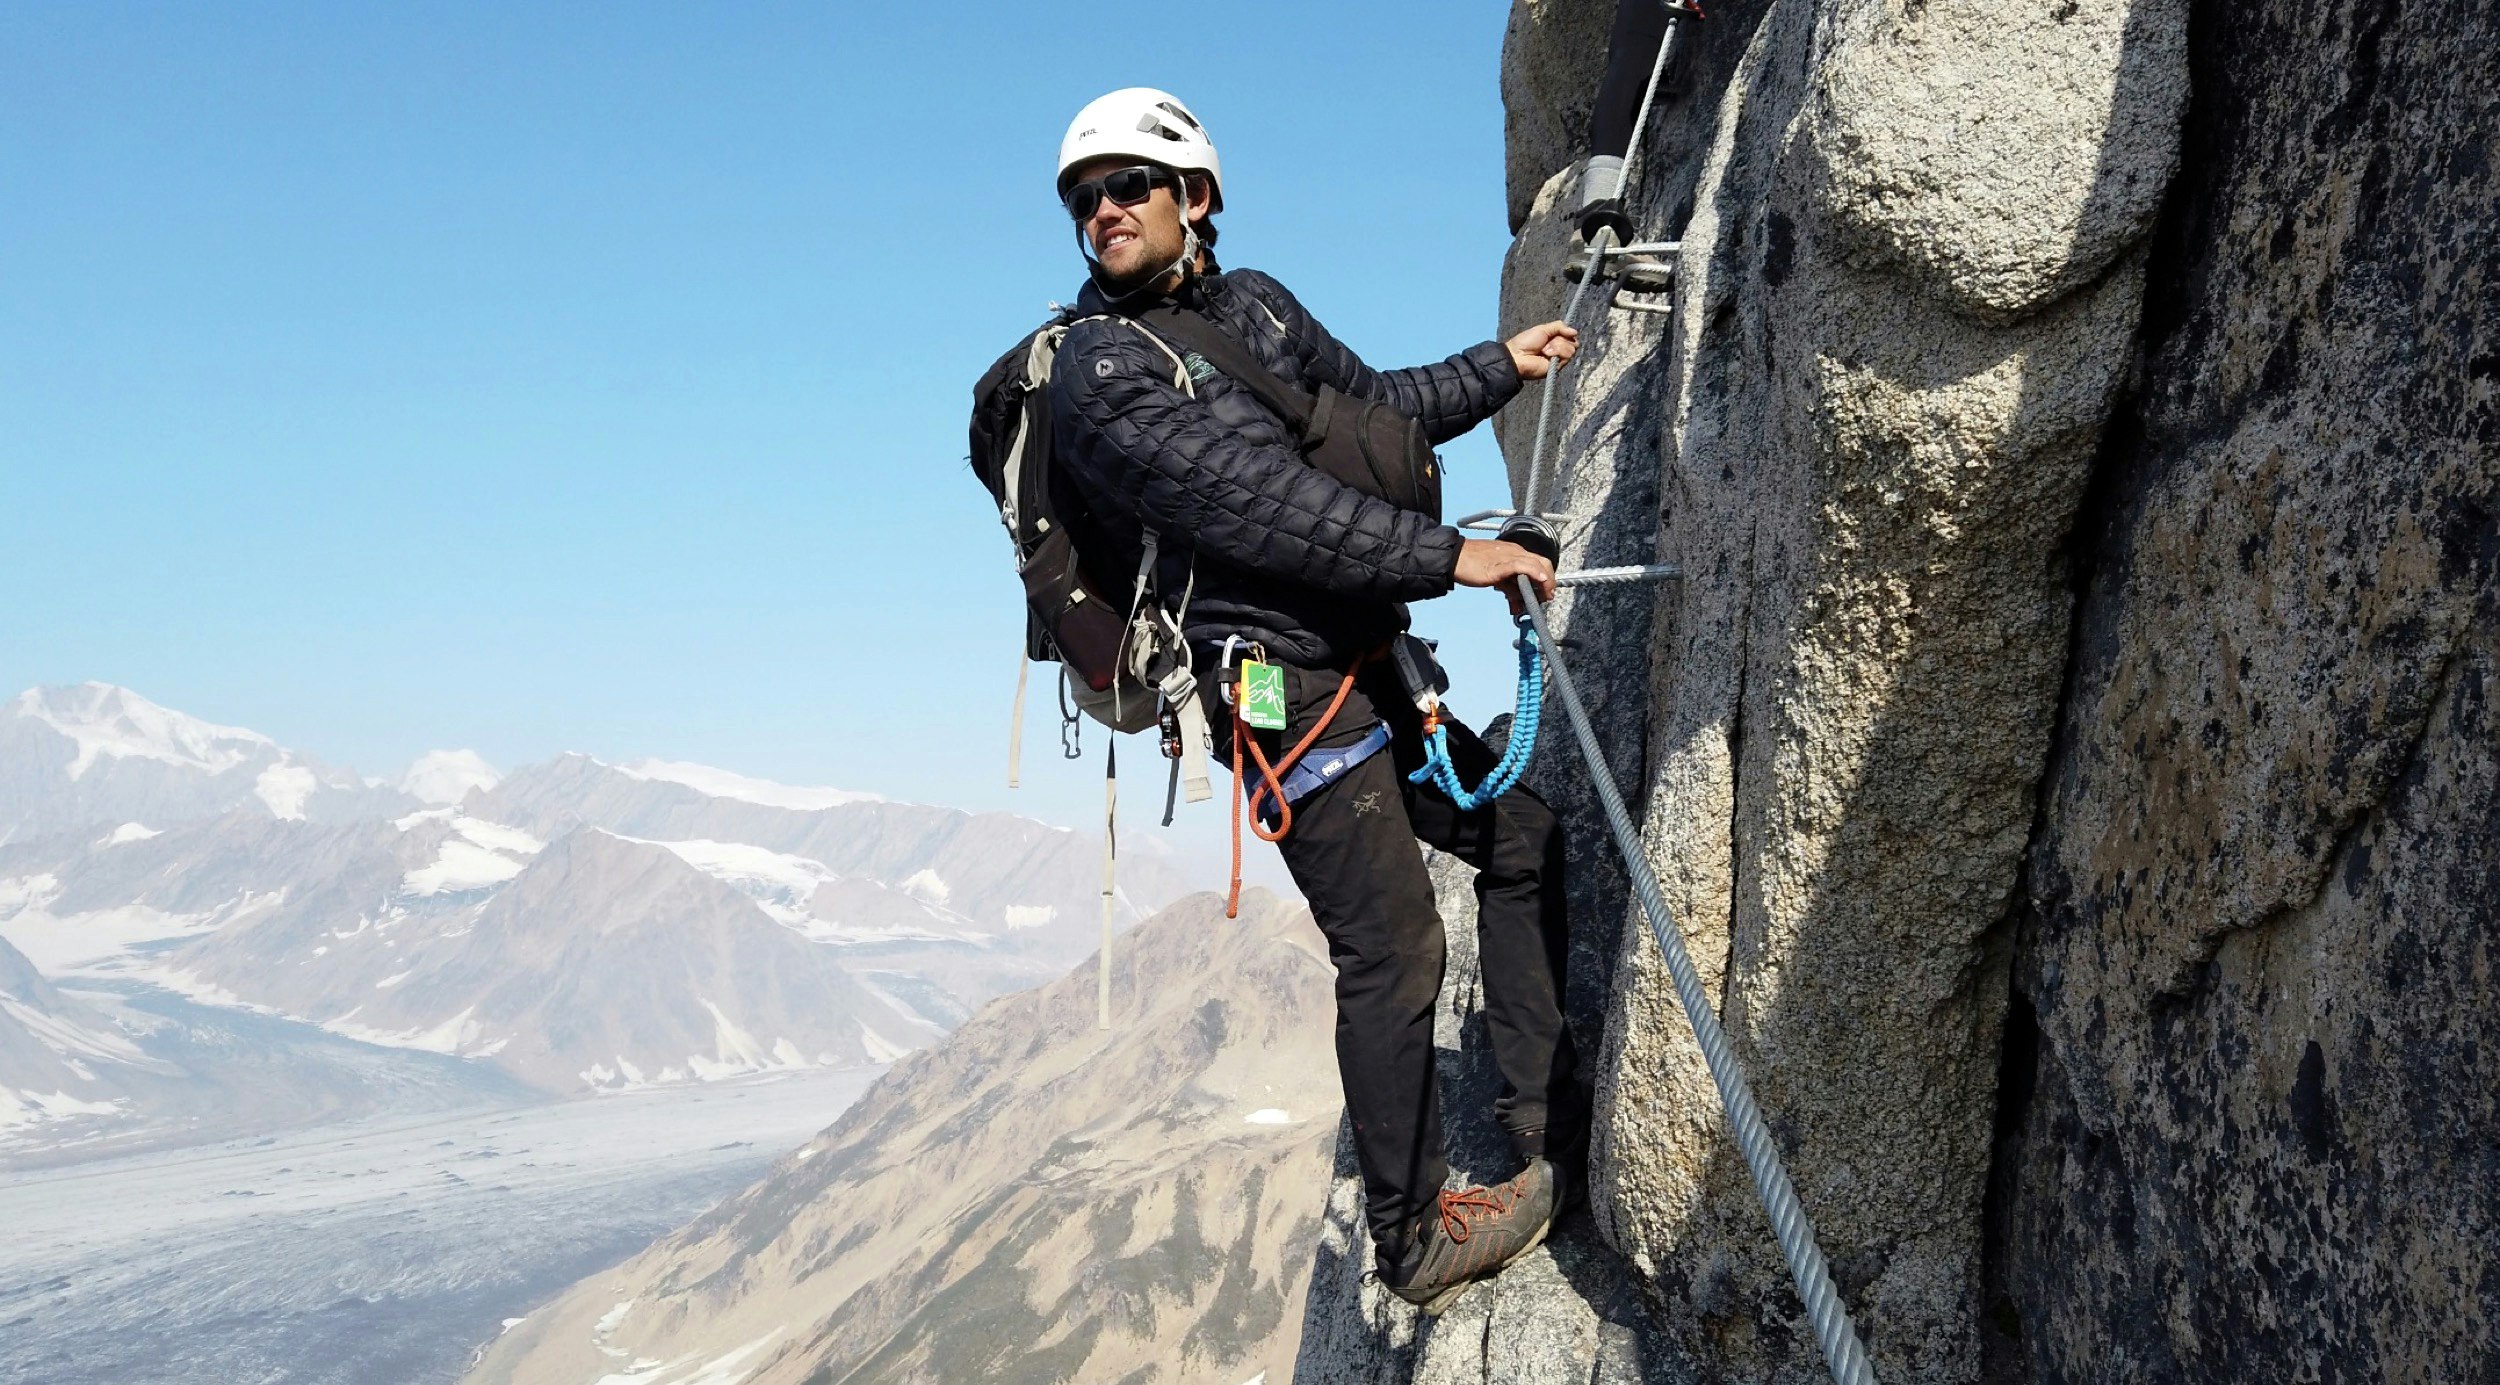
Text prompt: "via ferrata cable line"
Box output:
[[1463, 0, 1881, 1377]]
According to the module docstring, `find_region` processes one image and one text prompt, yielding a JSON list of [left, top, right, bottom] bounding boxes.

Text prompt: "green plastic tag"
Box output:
[[1239, 660, 1288, 732]]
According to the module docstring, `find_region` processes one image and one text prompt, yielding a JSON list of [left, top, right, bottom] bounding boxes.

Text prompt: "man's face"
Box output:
[[1069, 157, 1205, 289]]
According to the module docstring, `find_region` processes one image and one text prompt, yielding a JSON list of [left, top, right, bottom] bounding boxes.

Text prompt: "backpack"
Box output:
[[966, 298, 1446, 798], [1120, 302, 1445, 523], [969, 313, 1213, 805]]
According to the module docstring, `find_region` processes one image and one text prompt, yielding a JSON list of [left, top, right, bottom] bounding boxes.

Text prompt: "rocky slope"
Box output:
[[1293, 0, 2493, 1381], [461, 888, 1340, 1385]]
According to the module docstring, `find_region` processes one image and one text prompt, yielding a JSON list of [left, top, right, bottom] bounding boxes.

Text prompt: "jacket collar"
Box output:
[[1074, 265, 1224, 318]]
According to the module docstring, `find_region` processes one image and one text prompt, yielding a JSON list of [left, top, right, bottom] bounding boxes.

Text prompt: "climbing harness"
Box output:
[[1222, 638, 1376, 918]]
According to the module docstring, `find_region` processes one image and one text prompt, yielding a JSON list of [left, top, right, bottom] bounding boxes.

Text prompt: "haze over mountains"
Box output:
[[0, 682, 1191, 1151], [466, 888, 1342, 1385]]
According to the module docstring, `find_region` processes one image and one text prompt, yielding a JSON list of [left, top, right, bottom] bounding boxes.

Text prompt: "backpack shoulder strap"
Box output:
[[1068, 313, 1198, 396], [1122, 303, 1319, 437]]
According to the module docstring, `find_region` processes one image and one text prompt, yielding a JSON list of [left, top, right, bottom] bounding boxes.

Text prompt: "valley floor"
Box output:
[[0, 1061, 878, 1385]]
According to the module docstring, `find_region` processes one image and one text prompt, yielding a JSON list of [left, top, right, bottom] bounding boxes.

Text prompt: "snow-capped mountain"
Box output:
[[161, 822, 947, 1092], [0, 685, 1199, 1109], [0, 684, 413, 844], [398, 749, 501, 806], [474, 752, 1191, 974]]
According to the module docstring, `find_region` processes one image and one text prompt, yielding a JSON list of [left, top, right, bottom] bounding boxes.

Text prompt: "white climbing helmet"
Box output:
[[1057, 87, 1225, 212]]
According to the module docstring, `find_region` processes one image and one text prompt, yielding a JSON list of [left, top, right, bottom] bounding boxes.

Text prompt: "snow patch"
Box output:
[[0, 997, 150, 1065], [1002, 904, 1057, 930], [133, 966, 265, 1013], [685, 1000, 802, 1081], [1244, 1109, 1294, 1125], [0, 880, 249, 974], [97, 822, 159, 847], [399, 748, 501, 805], [323, 1005, 487, 1057], [402, 840, 526, 896], [452, 817, 544, 856], [900, 869, 951, 906], [615, 759, 881, 811], [590, 1329, 784, 1385], [254, 762, 318, 820], [9, 683, 272, 780], [629, 838, 834, 928], [0, 1087, 127, 1135], [857, 1023, 911, 1064]]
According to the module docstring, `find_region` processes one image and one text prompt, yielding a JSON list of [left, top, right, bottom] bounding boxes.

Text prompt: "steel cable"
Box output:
[[1522, 580, 1876, 1384], [1505, 18, 1880, 1367]]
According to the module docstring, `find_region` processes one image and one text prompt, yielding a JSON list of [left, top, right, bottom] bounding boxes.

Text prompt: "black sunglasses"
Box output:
[[1062, 165, 1179, 221]]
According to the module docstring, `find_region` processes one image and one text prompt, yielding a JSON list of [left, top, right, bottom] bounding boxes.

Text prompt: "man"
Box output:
[[1039, 88, 1586, 1313]]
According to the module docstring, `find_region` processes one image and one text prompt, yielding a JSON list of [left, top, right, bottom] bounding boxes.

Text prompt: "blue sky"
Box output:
[[0, 3, 1535, 851]]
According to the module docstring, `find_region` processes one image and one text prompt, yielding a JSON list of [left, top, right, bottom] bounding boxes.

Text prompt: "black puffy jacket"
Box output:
[[1050, 267, 1522, 668]]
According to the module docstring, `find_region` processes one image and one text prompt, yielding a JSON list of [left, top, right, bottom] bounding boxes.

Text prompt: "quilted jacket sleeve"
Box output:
[[1053, 319, 1463, 600], [1229, 270, 1523, 445]]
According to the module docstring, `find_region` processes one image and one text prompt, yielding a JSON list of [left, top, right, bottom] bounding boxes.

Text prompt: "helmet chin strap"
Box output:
[[1080, 214, 1204, 304]]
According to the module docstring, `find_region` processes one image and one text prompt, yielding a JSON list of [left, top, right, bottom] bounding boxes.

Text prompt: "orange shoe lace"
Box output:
[[1435, 1179, 1523, 1246]]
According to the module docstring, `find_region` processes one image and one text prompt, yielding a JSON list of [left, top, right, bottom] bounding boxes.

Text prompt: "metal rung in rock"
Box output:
[[1454, 508, 1580, 533], [1553, 563, 1681, 587]]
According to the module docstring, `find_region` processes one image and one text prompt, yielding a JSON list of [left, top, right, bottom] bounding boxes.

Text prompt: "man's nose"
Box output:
[[1089, 200, 1128, 243]]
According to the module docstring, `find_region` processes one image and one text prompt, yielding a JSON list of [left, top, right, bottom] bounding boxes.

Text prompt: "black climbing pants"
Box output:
[[1590, 0, 1675, 160], [1221, 657, 1578, 1259]]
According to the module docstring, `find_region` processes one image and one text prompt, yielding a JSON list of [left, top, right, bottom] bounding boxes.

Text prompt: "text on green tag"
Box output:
[[1239, 660, 1288, 732]]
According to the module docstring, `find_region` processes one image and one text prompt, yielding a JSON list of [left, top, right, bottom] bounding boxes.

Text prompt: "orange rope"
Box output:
[[1225, 654, 1368, 918]]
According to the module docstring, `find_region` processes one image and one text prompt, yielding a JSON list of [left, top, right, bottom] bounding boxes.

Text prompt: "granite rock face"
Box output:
[[1294, 0, 2492, 1379], [1516, 1, 2184, 1378], [1499, 0, 1619, 233], [1989, 0, 2500, 1378]]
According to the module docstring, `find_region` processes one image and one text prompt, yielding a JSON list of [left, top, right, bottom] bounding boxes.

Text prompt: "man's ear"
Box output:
[[1186, 175, 1213, 224]]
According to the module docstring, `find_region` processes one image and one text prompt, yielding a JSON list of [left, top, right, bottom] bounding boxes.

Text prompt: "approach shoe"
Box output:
[[1510, 1085, 1595, 1216], [1382, 1161, 1559, 1315]]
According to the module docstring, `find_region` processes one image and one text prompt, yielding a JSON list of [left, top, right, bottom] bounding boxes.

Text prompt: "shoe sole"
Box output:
[[1408, 1211, 1556, 1318]]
